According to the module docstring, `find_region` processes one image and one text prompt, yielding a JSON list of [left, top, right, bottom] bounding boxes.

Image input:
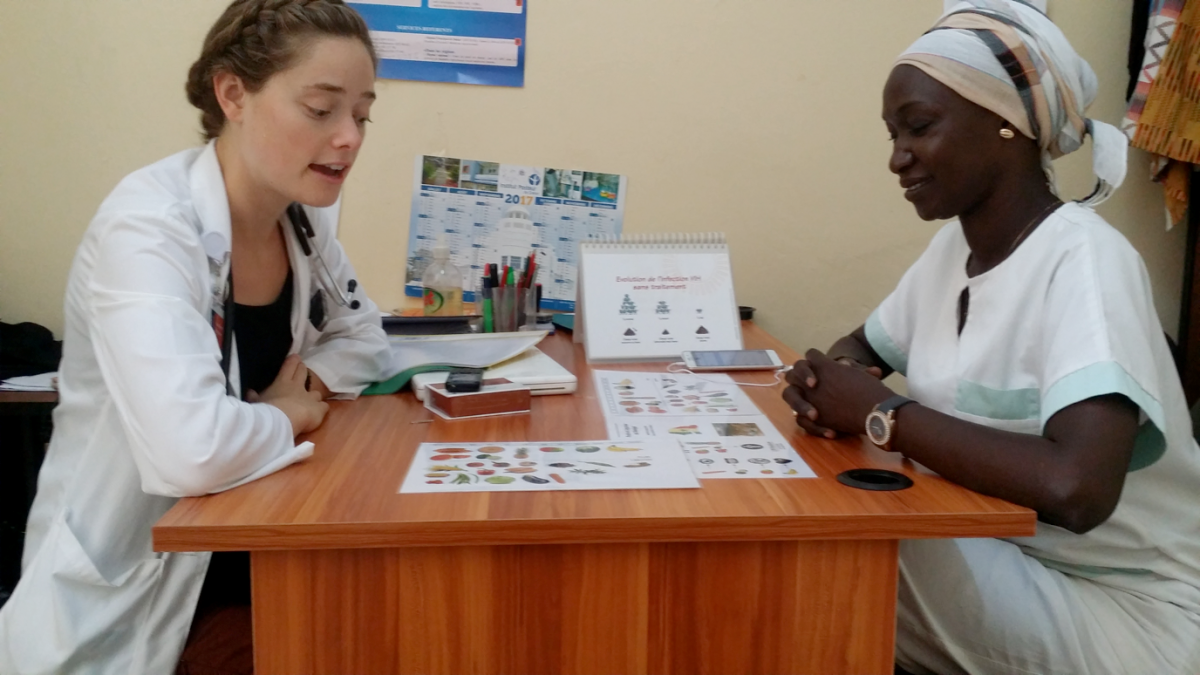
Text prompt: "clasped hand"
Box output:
[[246, 354, 330, 437], [783, 349, 894, 439]]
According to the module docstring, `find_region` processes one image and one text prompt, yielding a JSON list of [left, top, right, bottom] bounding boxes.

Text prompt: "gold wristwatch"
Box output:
[[865, 395, 915, 452]]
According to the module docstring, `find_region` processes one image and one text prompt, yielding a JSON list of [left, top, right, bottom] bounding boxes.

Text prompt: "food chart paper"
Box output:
[[592, 370, 761, 418], [608, 415, 817, 479], [399, 440, 699, 493]]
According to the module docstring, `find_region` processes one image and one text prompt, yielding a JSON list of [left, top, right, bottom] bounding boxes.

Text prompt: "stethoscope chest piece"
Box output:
[[287, 202, 361, 311]]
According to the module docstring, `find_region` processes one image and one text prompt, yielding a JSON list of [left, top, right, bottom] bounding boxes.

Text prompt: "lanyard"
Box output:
[[214, 269, 236, 397]]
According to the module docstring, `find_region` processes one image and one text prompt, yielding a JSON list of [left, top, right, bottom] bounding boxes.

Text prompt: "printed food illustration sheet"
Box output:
[[593, 370, 761, 418], [608, 415, 817, 479], [399, 440, 700, 493]]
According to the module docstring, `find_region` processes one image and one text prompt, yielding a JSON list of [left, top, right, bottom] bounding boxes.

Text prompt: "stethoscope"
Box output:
[[286, 202, 360, 311], [214, 204, 362, 395]]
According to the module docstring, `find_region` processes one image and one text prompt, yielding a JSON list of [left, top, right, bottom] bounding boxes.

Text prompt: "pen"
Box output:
[[482, 278, 494, 333]]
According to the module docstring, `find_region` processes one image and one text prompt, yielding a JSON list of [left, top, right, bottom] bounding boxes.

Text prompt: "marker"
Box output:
[[481, 279, 494, 333]]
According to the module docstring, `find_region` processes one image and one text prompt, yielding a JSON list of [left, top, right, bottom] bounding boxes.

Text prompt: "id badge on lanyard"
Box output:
[[208, 255, 235, 397]]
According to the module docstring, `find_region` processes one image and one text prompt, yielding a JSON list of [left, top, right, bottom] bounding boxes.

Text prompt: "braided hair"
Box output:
[[186, 0, 377, 141]]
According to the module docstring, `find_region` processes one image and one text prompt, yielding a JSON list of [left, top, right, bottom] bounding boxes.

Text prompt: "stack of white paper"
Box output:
[[0, 372, 57, 392]]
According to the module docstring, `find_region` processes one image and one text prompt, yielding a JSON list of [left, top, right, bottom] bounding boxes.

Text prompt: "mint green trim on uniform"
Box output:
[[955, 380, 1041, 421], [1042, 361, 1167, 472], [864, 309, 908, 376], [1128, 421, 1166, 472]]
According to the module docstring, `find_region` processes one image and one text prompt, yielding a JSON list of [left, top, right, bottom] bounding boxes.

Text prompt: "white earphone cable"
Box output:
[[665, 361, 792, 387]]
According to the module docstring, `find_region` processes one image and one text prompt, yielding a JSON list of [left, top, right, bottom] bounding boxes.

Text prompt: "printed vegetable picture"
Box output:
[[593, 371, 761, 418], [607, 415, 818, 479], [679, 439, 815, 479], [399, 441, 700, 493]]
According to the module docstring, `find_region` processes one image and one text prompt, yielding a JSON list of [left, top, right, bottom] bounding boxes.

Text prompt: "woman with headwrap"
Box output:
[[783, 2, 1200, 673]]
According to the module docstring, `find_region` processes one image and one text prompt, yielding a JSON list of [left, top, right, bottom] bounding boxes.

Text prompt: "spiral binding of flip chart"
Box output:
[[576, 232, 743, 362]]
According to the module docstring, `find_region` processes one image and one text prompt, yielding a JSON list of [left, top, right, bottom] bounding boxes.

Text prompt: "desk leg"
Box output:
[[252, 540, 897, 675]]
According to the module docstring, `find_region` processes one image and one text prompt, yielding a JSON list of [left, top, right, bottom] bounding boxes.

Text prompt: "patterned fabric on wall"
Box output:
[[1124, 0, 1188, 225]]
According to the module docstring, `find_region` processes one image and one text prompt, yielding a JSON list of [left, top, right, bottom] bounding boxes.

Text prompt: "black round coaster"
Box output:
[[836, 469, 913, 492]]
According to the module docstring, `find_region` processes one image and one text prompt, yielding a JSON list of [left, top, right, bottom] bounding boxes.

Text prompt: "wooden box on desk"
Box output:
[[426, 378, 531, 418]]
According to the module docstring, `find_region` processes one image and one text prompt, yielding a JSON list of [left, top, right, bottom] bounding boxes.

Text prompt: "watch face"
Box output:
[[866, 412, 890, 445]]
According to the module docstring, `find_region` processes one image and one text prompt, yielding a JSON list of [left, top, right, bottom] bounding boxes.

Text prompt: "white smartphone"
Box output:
[[681, 349, 784, 371]]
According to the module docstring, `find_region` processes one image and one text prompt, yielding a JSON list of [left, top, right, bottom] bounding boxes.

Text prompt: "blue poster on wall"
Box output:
[[349, 0, 526, 87]]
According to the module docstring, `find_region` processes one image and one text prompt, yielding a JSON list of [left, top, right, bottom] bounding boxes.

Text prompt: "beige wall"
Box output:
[[1, 1, 1185, 357]]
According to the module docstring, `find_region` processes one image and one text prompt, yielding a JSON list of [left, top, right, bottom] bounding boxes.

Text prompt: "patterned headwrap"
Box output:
[[895, 0, 1128, 206]]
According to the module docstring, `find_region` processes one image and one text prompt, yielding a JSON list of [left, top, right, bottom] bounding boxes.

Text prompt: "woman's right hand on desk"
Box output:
[[784, 351, 885, 439], [247, 355, 329, 437]]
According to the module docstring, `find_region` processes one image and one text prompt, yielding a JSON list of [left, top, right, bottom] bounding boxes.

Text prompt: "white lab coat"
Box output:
[[0, 141, 391, 674]]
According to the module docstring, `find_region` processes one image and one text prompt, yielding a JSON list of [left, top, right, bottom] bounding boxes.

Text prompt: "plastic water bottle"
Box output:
[[422, 240, 463, 316]]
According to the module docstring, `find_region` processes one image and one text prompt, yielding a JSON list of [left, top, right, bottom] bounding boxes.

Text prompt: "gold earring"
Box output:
[[999, 128, 1015, 139]]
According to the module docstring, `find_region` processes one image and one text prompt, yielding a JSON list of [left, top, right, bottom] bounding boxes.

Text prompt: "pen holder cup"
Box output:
[[519, 287, 539, 331], [492, 286, 519, 333], [491, 287, 538, 333]]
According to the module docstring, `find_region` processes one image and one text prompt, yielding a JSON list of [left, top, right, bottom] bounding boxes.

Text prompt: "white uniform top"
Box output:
[[0, 142, 392, 674], [865, 202, 1200, 617]]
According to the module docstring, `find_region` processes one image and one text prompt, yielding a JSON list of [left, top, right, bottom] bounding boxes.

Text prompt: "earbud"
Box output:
[[999, 128, 1016, 139]]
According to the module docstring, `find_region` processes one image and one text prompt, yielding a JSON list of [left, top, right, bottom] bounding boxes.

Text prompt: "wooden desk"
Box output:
[[154, 324, 1034, 674]]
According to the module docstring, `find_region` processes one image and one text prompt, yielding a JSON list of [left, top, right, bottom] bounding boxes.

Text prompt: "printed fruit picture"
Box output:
[[576, 445, 601, 453], [606, 444, 640, 452], [484, 476, 515, 484]]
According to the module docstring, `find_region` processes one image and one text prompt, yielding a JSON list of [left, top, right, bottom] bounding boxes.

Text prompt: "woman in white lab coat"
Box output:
[[0, 2, 391, 673]]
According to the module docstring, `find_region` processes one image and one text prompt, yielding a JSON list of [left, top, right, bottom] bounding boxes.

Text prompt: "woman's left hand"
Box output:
[[783, 349, 896, 436]]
